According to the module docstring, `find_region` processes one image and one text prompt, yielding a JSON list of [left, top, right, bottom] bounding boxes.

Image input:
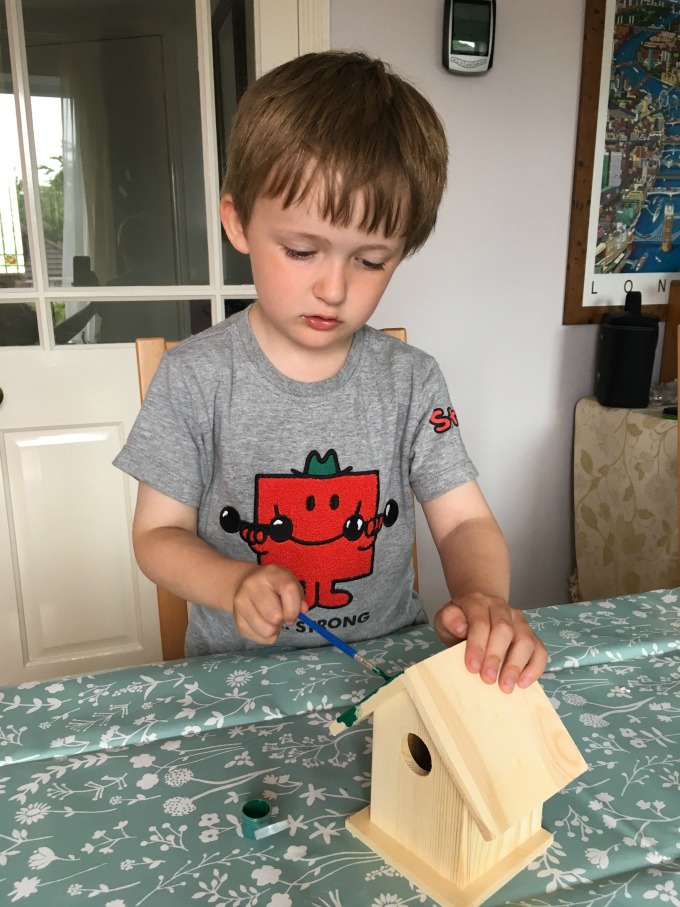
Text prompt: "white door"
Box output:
[[0, 0, 329, 685], [0, 346, 163, 683]]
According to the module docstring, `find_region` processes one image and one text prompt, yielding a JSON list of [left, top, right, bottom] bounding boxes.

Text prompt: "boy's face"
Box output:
[[220, 186, 405, 377]]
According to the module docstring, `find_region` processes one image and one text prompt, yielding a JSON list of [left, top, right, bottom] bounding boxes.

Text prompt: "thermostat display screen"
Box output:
[[451, 2, 490, 55]]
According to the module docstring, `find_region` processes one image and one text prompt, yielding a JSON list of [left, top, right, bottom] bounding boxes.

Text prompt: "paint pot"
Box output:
[[241, 800, 271, 839], [241, 799, 290, 841]]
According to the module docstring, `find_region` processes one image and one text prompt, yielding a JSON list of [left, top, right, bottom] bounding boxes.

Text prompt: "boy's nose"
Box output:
[[313, 261, 347, 305]]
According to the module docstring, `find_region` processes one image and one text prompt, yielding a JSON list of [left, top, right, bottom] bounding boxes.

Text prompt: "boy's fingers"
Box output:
[[436, 595, 548, 689], [496, 635, 539, 692], [434, 602, 469, 646], [278, 576, 306, 625], [235, 608, 279, 644], [460, 598, 498, 673], [235, 591, 280, 638], [517, 641, 549, 688], [491, 617, 548, 692], [474, 609, 514, 683], [234, 566, 305, 642], [234, 586, 282, 643], [450, 596, 534, 682]]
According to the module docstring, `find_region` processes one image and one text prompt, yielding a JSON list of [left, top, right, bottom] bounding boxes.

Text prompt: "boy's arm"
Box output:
[[132, 482, 304, 644], [421, 479, 547, 693]]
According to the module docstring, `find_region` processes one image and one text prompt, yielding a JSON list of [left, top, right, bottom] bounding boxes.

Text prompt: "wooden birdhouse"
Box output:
[[330, 642, 587, 907]]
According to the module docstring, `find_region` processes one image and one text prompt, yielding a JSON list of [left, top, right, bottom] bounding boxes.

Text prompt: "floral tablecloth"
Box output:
[[2, 588, 680, 907]]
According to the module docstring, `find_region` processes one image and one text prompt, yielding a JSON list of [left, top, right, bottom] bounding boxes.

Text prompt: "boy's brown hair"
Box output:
[[222, 51, 448, 257]]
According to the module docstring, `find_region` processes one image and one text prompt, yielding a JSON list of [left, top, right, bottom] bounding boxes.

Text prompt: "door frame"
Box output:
[[253, 0, 330, 76]]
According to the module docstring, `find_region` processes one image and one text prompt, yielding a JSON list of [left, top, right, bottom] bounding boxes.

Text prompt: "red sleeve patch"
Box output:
[[429, 406, 459, 433]]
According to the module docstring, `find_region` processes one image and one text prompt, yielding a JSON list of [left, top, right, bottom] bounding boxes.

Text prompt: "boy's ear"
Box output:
[[220, 195, 250, 254]]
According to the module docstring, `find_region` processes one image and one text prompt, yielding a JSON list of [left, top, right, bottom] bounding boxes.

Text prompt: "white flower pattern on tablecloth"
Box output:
[[1, 598, 680, 905]]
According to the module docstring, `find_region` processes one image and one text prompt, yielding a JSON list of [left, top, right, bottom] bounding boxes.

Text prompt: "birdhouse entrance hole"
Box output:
[[401, 732, 432, 776]]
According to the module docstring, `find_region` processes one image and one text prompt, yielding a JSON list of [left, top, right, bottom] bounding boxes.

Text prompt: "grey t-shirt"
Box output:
[[114, 310, 478, 655]]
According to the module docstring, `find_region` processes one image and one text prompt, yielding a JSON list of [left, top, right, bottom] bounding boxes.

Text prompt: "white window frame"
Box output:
[[1, 0, 330, 349]]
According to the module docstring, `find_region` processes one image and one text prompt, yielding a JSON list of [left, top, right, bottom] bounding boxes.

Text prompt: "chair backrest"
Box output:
[[135, 328, 417, 660], [381, 327, 406, 343], [135, 338, 185, 659], [136, 337, 180, 400]]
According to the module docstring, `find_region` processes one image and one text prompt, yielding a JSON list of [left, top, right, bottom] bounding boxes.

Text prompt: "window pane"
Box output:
[[0, 302, 39, 345], [223, 298, 252, 319], [213, 0, 253, 286], [0, 4, 31, 290], [51, 299, 211, 345], [22, 0, 210, 288]]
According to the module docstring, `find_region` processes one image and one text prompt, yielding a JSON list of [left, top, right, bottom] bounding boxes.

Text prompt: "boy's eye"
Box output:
[[284, 247, 314, 261], [360, 258, 386, 271]]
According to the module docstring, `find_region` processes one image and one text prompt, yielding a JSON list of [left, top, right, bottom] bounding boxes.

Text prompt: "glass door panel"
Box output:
[[0, 2, 31, 291], [50, 298, 211, 344], [223, 298, 252, 319], [213, 0, 253, 285], [0, 302, 39, 345], [21, 0, 210, 289]]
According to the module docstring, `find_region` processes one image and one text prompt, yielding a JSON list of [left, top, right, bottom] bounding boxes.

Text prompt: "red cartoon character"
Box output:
[[219, 450, 398, 608]]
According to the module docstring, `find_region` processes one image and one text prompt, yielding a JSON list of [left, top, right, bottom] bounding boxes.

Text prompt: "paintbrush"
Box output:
[[297, 612, 392, 682]]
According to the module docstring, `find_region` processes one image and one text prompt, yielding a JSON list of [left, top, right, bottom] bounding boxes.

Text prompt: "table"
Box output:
[[573, 396, 678, 600], [2, 588, 680, 907]]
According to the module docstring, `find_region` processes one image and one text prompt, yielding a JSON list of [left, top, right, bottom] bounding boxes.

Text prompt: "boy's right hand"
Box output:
[[131, 483, 306, 645], [232, 564, 307, 644]]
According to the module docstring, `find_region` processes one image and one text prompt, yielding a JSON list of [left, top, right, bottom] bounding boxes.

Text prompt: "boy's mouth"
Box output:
[[304, 315, 340, 331]]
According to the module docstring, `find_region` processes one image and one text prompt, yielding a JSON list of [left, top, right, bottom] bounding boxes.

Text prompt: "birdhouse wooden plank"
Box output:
[[334, 642, 587, 907]]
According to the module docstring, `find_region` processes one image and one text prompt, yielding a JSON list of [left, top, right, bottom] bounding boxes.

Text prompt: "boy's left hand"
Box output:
[[433, 593, 547, 693]]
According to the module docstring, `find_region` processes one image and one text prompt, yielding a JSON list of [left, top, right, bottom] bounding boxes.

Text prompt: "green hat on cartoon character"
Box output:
[[292, 449, 353, 476]]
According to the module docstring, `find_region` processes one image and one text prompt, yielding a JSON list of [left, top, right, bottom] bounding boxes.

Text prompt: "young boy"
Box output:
[[114, 51, 547, 693]]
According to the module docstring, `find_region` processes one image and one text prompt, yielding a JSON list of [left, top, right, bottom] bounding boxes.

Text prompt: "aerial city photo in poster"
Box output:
[[585, 0, 680, 309]]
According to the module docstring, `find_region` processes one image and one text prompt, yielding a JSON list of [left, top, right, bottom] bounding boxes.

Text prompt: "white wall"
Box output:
[[332, 0, 611, 612]]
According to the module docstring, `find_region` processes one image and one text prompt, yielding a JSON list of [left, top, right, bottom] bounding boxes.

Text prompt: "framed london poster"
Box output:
[[563, 0, 677, 324]]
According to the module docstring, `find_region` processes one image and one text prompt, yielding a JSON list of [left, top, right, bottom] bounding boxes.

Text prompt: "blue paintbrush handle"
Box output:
[[297, 612, 358, 658], [297, 612, 391, 681]]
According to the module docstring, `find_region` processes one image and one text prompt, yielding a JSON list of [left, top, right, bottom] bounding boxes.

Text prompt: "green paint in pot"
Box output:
[[241, 799, 271, 839]]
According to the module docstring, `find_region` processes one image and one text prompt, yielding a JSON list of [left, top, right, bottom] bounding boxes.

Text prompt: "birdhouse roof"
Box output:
[[357, 642, 587, 840]]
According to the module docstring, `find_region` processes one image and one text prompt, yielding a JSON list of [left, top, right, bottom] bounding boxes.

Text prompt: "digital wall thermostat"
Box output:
[[443, 0, 495, 75]]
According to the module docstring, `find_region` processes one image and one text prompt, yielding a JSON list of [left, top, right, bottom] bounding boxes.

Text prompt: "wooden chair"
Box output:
[[135, 328, 418, 660], [135, 339, 184, 658]]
